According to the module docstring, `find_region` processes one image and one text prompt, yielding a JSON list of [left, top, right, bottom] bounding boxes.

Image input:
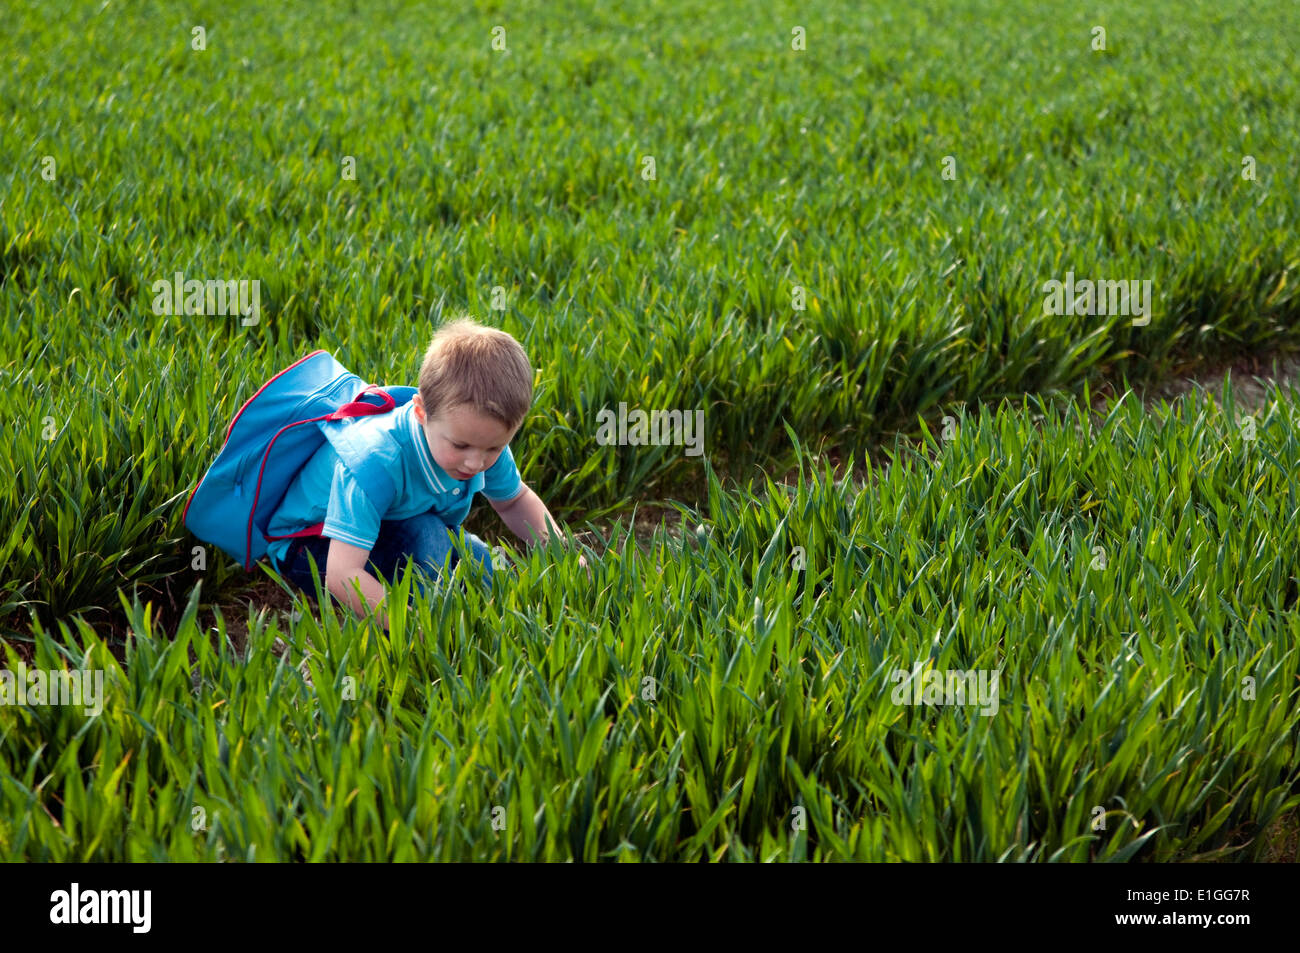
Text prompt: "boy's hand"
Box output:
[[325, 537, 388, 628], [492, 484, 588, 572]]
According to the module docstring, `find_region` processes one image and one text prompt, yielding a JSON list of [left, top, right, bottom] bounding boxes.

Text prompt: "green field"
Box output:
[[2, 0, 1298, 861]]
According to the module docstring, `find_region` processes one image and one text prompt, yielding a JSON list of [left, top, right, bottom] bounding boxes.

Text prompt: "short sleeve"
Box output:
[[321, 460, 382, 552], [481, 445, 523, 502]]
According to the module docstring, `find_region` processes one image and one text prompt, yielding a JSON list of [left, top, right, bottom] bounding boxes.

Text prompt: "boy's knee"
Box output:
[[449, 528, 494, 584], [397, 514, 455, 569], [467, 537, 491, 565], [381, 516, 495, 589]]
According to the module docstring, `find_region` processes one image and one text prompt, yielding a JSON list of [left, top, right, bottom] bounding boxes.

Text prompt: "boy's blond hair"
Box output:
[[418, 318, 533, 430]]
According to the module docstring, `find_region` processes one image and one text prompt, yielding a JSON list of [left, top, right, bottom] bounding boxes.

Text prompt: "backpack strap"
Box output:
[[324, 386, 402, 519], [329, 384, 396, 420]]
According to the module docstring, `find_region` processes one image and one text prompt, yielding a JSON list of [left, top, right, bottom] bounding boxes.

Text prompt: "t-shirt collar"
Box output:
[[406, 402, 450, 492]]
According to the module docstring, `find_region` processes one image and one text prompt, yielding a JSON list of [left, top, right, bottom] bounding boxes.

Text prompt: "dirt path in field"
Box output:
[[1086, 350, 1300, 423], [784, 347, 1300, 493]]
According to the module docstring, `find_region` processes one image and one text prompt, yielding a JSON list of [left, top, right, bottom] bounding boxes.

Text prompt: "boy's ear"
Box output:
[[411, 391, 425, 422]]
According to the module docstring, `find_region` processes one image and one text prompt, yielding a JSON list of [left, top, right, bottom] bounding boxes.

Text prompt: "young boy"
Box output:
[[265, 318, 582, 625]]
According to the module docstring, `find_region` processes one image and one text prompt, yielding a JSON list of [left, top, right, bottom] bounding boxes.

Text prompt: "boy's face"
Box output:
[[412, 396, 518, 481]]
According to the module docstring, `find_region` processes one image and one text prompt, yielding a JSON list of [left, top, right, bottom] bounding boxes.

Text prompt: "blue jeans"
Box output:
[[277, 513, 493, 601]]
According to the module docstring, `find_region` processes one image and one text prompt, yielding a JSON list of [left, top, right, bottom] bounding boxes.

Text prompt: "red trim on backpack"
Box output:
[[182, 480, 199, 528], [265, 523, 325, 541], [181, 350, 329, 528]]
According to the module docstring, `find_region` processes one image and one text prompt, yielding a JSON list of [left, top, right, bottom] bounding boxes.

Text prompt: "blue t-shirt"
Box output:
[[265, 401, 523, 569]]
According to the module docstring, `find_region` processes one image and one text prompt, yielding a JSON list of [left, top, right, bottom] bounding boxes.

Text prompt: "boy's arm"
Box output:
[[324, 537, 388, 627], [491, 483, 580, 554]]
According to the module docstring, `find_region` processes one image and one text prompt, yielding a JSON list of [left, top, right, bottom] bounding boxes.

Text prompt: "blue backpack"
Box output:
[[183, 350, 416, 570]]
